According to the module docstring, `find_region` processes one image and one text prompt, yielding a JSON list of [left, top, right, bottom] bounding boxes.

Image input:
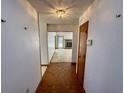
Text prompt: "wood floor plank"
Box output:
[[36, 63, 85, 93]]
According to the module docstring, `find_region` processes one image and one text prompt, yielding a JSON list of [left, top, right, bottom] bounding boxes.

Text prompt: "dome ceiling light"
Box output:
[[56, 10, 66, 18]]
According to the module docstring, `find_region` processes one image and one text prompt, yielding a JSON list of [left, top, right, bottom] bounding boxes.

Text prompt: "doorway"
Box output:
[[48, 32, 73, 63], [77, 21, 89, 87]]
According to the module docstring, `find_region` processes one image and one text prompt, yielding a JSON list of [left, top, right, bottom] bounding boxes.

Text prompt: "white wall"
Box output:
[[1, 0, 41, 93], [79, 0, 123, 93], [72, 30, 79, 63], [63, 32, 73, 39], [47, 24, 78, 32], [48, 32, 56, 62], [48, 24, 78, 62], [39, 15, 48, 64]]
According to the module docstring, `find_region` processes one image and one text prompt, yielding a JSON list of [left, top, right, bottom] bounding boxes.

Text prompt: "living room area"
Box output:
[[48, 32, 73, 63]]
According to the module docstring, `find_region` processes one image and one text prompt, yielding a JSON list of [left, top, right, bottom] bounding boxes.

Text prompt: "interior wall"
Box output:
[[48, 32, 56, 62], [1, 0, 41, 93], [48, 24, 78, 62], [39, 15, 48, 64], [79, 0, 123, 93], [47, 24, 78, 32], [63, 32, 73, 39]]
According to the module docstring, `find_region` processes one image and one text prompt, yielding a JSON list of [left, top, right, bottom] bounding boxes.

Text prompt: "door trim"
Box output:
[[77, 21, 89, 87]]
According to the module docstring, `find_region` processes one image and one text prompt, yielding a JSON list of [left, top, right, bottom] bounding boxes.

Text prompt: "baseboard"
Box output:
[[41, 64, 49, 66], [71, 62, 76, 64]]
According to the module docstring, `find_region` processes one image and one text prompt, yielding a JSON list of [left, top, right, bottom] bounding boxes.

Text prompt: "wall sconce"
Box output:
[[1, 18, 6, 23], [24, 26, 28, 30], [116, 14, 122, 18]]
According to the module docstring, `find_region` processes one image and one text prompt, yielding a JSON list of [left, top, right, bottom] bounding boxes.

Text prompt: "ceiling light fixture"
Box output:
[[56, 10, 66, 18]]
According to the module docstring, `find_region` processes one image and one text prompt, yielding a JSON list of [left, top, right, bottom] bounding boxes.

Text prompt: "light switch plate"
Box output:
[[87, 40, 93, 46]]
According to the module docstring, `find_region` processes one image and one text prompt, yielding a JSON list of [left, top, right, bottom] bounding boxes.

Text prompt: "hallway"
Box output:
[[2, 0, 123, 93], [36, 63, 85, 93]]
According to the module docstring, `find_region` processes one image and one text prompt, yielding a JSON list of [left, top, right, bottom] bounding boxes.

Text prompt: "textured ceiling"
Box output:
[[28, 0, 94, 24]]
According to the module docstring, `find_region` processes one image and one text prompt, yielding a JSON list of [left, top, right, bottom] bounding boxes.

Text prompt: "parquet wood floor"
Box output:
[[36, 63, 85, 93]]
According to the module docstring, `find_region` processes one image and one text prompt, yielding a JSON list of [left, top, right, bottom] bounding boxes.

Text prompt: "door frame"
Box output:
[[77, 21, 89, 87]]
